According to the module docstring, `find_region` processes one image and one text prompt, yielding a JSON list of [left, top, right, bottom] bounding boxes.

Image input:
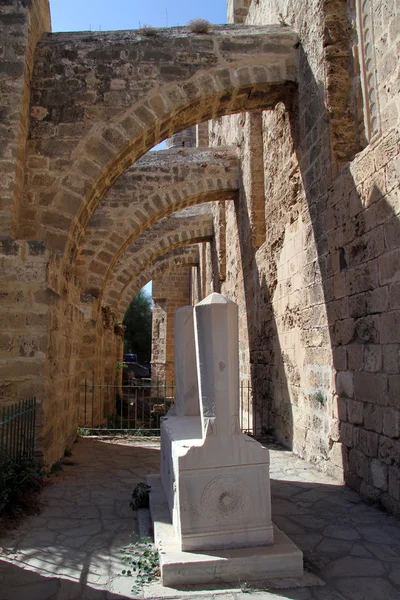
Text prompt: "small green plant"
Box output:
[[315, 390, 327, 405], [0, 455, 45, 508], [116, 361, 128, 370], [130, 482, 151, 510], [121, 537, 160, 593], [188, 18, 212, 33], [77, 427, 91, 437]]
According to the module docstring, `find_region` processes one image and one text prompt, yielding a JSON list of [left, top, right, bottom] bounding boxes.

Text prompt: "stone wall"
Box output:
[[0, 0, 51, 238], [151, 266, 192, 384], [206, 0, 400, 514]]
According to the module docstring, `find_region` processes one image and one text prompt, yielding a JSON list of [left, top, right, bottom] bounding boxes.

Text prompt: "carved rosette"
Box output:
[[200, 475, 251, 523]]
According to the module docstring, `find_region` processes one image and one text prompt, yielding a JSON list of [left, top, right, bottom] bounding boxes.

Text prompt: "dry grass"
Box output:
[[138, 24, 158, 37], [188, 18, 212, 34]]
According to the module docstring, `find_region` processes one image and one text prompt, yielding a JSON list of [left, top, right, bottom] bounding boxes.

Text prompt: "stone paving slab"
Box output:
[[0, 437, 399, 600]]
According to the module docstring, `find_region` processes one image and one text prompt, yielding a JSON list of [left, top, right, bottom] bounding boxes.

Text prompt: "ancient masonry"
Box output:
[[0, 0, 399, 516]]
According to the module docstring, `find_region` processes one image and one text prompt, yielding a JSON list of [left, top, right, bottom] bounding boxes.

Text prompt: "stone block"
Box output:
[[389, 466, 400, 501], [363, 345, 382, 372], [347, 398, 364, 424], [333, 346, 347, 370], [379, 250, 400, 285], [348, 447, 369, 481], [336, 371, 354, 398], [381, 311, 400, 343], [388, 375, 400, 409], [354, 372, 388, 406], [370, 458, 388, 491], [340, 422, 357, 447], [358, 429, 379, 458], [383, 345, 400, 374], [378, 435, 400, 466], [354, 315, 380, 344], [363, 403, 383, 433], [383, 408, 400, 438], [347, 345, 363, 371]]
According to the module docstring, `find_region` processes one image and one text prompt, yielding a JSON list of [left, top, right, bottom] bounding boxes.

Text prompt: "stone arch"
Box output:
[[118, 246, 199, 320], [76, 147, 237, 298], [21, 26, 298, 265], [103, 213, 213, 309]]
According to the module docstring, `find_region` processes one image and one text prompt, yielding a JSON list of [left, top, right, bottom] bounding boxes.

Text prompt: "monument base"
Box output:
[[147, 474, 303, 587]]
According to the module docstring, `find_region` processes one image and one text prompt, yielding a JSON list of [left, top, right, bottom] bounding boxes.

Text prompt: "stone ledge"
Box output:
[[147, 473, 303, 587]]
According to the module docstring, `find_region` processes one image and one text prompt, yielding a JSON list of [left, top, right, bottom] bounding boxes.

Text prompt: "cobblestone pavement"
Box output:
[[0, 437, 400, 600]]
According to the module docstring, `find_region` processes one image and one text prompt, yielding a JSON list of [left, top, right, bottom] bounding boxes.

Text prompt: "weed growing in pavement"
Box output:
[[121, 537, 160, 593]]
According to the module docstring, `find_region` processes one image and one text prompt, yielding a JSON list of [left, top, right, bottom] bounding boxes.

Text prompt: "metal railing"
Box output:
[[80, 379, 176, 435], [0, 398, 37, 462], [80, 379, 263, 436]]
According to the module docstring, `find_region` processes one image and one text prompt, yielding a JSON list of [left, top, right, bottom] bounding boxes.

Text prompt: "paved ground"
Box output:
[[0, 437, 400, 600]]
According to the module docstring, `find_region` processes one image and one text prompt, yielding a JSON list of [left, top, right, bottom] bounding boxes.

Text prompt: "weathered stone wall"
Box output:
[[207, 0, 400, 515], [0, 0, 51, 238], [151, 266, 192, 384]]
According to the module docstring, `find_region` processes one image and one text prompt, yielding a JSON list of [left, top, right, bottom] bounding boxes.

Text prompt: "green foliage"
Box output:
[[116, 361, 128, 370], [121, 537, 160, 593], [0, 453, 45, 508], [77, 427, 91, 437], [123, 289, 152, 363], [130, 482, 150, 510], [314, 390, 327, 405]]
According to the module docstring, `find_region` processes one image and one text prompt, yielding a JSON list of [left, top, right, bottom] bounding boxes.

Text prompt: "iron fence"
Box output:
[[80, 379, 176, 434], [0, 398, 37, 463], [80, 379, 263, 436]]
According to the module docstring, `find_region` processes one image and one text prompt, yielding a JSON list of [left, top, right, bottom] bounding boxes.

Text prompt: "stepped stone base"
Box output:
[[147, 474, 303, 587]]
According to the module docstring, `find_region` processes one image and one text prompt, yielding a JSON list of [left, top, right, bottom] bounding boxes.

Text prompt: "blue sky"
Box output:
[[49, 1, 226, 300], [49, 0, 227, 32]]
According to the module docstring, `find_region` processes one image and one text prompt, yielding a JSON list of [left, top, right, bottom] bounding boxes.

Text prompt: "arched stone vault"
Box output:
[[103, 212, 213, 310], [117, 245, 200, 320], [21, 25, 298, 266], [76, 147, 237, 301]]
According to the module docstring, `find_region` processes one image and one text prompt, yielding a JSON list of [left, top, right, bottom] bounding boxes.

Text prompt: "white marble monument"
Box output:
[[149, 293, 303, 585]]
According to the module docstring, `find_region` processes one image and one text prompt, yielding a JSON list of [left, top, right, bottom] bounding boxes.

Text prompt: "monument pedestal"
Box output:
[[151, 295, 303, 585], [148, 473, 303, 586]]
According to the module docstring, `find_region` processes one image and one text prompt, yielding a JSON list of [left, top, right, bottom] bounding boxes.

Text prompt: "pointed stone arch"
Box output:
[[76, 147, 237, 301], [103, 213, 213, 309], [118, 246, 199, 320], [21, 25, 298, 267]]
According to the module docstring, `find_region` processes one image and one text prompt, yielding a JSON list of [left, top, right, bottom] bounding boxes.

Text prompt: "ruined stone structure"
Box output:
[[0, 0, 399, 517]]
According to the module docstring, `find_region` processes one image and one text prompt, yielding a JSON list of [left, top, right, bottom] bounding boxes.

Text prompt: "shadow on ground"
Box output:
[[0, 439, 399, 600]]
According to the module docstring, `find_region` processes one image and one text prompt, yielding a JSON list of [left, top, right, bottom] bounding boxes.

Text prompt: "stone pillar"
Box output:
[[194, 293, 240, 438], [173, 306, 200, 417], [196, 122, 209, 147], [227, 0, 251, 24], [151, 267, 192, 384], [166, 127, 196, 149], [0, 0, 51, 238]]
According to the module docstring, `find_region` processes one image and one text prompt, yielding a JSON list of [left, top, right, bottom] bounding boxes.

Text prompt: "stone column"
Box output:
[[151, 267, 192, 384], [173, 306, 200, 416], [227, 0, 251, 24]]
